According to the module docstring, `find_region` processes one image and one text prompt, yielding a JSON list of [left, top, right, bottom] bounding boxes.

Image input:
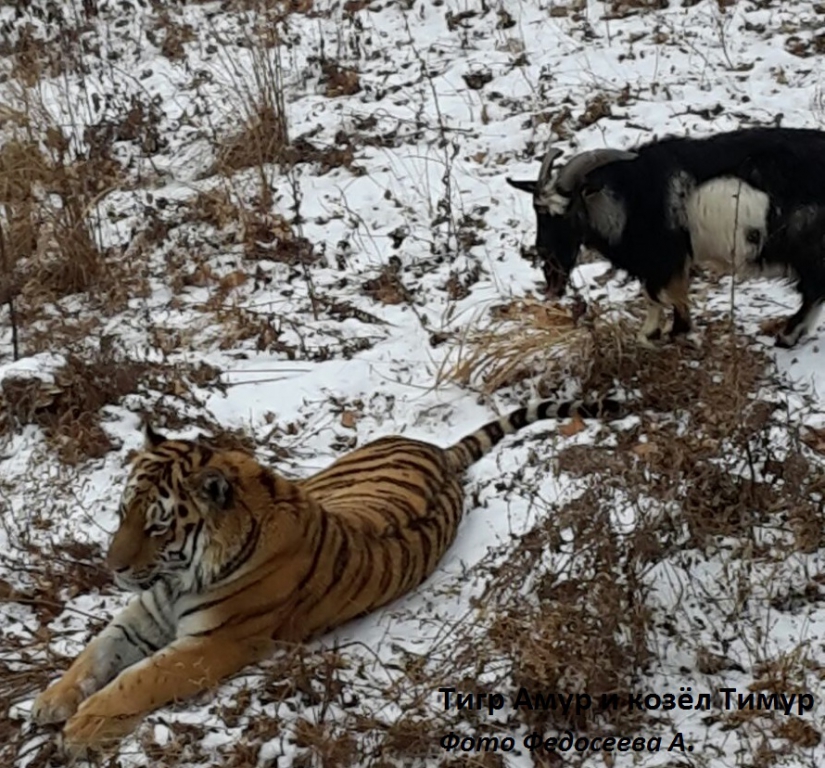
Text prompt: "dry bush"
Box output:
[[0, 82, 162, 357], [212, 7, 288, 188], [439, 294, 824, 741], [216, 102, 289, 175], [0, 351, 162, 464], [0, 138, 47, 266], [551, 315, 825, 551], [440, 298, 586, 392], [0, 542, 112, 765], [0, 89, 146, 342], [480, 494, 654, 734], [545, 314, 825, 565], [0, 354, 224, 465]]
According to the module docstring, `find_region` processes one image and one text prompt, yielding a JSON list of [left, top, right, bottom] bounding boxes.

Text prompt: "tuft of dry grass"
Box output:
[[435, 292, 824, 746], [0, 87, 151, 354], [0, 351, 160, 464], [477, 490, 654, 735], [216, 103, 289, 175], [0, 354, 227, 466], [439, 298, 586, 393], [210, 3, 289, 189]]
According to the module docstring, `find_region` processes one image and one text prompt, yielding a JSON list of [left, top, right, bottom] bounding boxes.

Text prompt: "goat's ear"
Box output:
[[143, 420, 167, 448], [580, 184, 627, 245], [506, 178, 537, 194], [191, 467, 234, 511], [580, 181, 603, 199]]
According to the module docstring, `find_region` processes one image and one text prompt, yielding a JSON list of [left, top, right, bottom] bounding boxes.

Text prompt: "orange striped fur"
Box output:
[[32, 393, 620, 755]]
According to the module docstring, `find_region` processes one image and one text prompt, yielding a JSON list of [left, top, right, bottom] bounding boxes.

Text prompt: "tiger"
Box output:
[[31, 392, 621, 756]]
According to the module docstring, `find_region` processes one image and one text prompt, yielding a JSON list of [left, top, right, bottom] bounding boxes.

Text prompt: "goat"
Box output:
[[507, 127, 825, 347]]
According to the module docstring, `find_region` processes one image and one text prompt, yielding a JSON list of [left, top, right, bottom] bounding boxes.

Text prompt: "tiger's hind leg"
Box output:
[[33, 591, 174, 726], [61, 633, 273, 758]]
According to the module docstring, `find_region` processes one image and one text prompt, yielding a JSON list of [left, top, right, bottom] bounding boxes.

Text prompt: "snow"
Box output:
[[1, 0, 825, 766]]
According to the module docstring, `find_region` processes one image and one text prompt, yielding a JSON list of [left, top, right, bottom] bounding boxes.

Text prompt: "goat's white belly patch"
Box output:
[[685, 177, 769, 276]]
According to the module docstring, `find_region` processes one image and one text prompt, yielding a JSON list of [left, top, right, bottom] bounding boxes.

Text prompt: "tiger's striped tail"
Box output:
[[445, 395, 622, 473]]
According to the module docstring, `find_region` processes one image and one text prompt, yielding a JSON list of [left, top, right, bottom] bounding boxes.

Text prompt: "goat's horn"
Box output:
[[537, 147, 564, 187], [555, 149, 638, 194]]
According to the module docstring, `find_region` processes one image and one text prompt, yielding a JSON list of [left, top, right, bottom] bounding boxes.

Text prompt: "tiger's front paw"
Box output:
[[61, 697, 141, 759], [32, 680, 87, 726]]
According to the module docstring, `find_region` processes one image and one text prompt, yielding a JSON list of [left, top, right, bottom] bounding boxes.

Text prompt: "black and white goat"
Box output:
[[507, 127, 825, 347]]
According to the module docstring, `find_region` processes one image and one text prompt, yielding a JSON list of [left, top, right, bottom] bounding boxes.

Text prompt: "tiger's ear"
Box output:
[[143, 420, 167, 448], [192, 467, 234, 511]]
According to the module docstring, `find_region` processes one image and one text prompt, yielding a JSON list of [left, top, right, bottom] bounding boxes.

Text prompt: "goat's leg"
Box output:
[[638, 288, 666, 347], [660, 264, 694, 341], [772, 242, 825, 348], [776, 294, 824, 348]]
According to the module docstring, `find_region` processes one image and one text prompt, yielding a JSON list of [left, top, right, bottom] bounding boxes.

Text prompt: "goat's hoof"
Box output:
[[774, 321, 806, 349], [672, 331, 702, 349], [774, 333, 799, 349], [636, 333, 662, 350]]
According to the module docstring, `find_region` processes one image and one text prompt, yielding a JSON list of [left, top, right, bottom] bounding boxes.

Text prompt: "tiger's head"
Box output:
[[106, 422, 252, 594]]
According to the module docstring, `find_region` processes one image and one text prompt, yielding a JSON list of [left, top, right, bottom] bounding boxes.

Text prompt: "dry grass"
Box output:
[[215, 102, 289, 176], [210, 2, 289, 193], [0, 351, 159, 464], [475, 485, 656, 737], [0, 89, 151, 356], [430, 295, 824, 750], [0, 352, 227, 466], [440, 298, 586, 393]]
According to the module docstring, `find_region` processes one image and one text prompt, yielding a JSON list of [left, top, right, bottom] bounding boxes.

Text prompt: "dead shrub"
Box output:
[[215, 103, 289, 174], [0, 352, 160, 464], [320, 60, 362, 97], [212, 10, 289, 188], [362, 259, 411, 305], [483, 498, 654, 734], [440, 298, 584, 393], [0, 138, 50, 271], [0, 95, 140, 332]]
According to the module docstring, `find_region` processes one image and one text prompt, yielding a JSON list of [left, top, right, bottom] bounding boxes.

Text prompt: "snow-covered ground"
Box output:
[[1, 0, 825, 765]]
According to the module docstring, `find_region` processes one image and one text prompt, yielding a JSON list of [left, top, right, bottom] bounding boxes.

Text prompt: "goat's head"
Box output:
[[507, 147, 638, 296]]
